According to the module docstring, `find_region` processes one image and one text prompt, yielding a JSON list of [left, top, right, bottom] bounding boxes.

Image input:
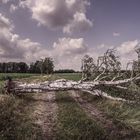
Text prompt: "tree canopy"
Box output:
[[0, 57, 54, 74]]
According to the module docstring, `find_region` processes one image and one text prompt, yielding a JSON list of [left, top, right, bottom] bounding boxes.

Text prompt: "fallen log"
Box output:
[[11, 78, 138, 103], [13, 76, 140, 94]]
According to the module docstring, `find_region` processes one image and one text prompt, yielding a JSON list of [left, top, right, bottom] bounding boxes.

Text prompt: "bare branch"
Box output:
[[94, 68, 106, 81]]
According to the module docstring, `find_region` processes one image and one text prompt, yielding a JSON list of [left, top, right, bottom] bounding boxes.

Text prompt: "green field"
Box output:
[[54, 73, 82, 81], [0, 73, 38, 81], [0, 73, 139, 140], [0, 73, 81, 82]]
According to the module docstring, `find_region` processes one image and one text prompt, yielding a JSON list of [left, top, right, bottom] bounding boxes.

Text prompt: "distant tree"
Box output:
[[37, 59, 44, 75], [29, 63, 35, 73], [2, 63, 6, 73], [18, 62, 28, 73], [43, 57, 54, 74], [0, 58, 54, 74], [33, 61, 41, 73], [12, 62, 19, 73], [28, 57, 54, 74], [54, 69, 75, 73]]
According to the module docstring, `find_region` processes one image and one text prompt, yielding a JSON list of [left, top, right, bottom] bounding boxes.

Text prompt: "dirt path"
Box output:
[[70, 90, 133, 139], [32, 92, 57, 140]]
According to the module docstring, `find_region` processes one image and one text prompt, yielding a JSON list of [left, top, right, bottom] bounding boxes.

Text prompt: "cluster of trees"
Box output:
[[0, 62, 28, 73], [0, 57, 54, 74], [29, 57, 54, 74]]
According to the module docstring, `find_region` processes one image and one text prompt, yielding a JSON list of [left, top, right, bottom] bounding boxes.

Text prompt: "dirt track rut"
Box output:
[[33, 92, 57, 140], [70, 90, 133, 139]]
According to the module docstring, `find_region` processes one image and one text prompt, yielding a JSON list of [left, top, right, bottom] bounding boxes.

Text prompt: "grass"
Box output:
[[54, 73, 81, 81], [98, 84, 140, 103], [19, 75, 50, 83], [0, 73, 83, 139], [20, 73, 82, 82], [0, 73, 43, 139], [0, 73, 139, 139], [0, 81, 4, 94], [0, 73, 37, 81], [19, 73, 82, 82], [55, 91, 106, 140], [80, 91, 140, 139], [0, 94, 43, 140]]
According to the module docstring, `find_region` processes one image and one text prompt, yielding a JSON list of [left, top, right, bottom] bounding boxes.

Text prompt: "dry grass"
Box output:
[[0, 94, 43, 140]]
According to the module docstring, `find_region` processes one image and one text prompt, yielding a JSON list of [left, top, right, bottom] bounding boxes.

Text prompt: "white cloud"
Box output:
[[113, 32, 120, 37], [0, 13, 89, 70], [116, 40, 139, 55], [0, 13, 49, 62], [0, 13, 13, 30], [1, 0, 9, 4], [1, 0, 18, 13], [51, 37, 88, 69], [116, 40, 139, 69], [10, 4, 18, 13], [52, 37, 88, 55], [0, 13, 139, 70], [63, 12, 93, 34], [19, 0, 93, 34]]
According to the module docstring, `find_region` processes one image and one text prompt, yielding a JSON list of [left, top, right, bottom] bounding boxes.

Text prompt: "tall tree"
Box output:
[[43, 57, 54, 74], [37, 59, 44, 75]]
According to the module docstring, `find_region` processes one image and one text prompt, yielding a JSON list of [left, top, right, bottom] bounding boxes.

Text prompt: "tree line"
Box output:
[[54, 69, 76, 73], [0, 57, 54, 74]]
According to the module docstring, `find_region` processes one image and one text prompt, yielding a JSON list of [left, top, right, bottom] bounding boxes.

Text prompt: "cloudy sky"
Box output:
[[0, 0, 140, 70]]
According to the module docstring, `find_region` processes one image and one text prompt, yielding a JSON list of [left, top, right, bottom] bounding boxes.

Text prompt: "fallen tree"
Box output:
[[14, 77, 140, 102], [5, 48, 140, 102], [16, 76, 140, 92]]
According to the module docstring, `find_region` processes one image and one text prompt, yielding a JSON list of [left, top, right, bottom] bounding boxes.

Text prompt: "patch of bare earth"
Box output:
[[70, 90, 133, 139], [32, 92, 57, 140]]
